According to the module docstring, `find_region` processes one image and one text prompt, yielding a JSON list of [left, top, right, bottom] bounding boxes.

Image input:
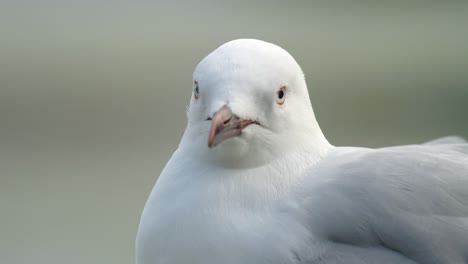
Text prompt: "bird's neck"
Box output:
[[156, 134, 332, 207]]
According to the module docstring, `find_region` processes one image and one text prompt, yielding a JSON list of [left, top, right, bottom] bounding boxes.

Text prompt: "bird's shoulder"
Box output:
[[289, 139, 468, 263], [297, 140, 468, 218], [305, 138, 468, 191]]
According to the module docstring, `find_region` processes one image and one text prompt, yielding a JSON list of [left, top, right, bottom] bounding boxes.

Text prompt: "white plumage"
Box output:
[[136, 39, 468, 264]]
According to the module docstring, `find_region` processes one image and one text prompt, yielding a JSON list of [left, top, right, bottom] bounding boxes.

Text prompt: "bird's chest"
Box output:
[[140, 210, 276, 263], [137, 173, 305, 264]]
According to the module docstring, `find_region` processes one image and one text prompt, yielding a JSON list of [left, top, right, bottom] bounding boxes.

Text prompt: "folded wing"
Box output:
[[297, 138, 468, 263]]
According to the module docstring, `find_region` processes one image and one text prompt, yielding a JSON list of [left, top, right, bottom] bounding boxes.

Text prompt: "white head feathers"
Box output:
[[181, 39, 330, 168]]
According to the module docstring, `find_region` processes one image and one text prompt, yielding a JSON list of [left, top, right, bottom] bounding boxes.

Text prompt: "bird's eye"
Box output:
[[276, 86, 287, 105], [194, 81, 199, 100]]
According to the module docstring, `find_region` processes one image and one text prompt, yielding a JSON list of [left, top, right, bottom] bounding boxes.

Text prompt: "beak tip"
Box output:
[[208, 141, 215, 148]]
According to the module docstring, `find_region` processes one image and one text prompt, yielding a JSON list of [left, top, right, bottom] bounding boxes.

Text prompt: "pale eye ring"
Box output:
[[194, 81, 200, 100], [276, 85, 287, 105]]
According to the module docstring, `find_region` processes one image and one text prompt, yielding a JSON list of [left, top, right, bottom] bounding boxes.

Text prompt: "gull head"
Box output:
[[181, 39, 328, 168]]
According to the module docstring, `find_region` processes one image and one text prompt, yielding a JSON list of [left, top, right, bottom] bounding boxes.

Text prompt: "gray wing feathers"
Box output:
[[424, 136, 467, 145], [299, 141, 468, 264]]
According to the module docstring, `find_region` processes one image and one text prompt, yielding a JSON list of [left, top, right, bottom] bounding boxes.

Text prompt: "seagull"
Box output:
[[136, 39, 468, 264]]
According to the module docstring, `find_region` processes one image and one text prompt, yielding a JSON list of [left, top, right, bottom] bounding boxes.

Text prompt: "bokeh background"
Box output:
[[1, 1, 467, 264]]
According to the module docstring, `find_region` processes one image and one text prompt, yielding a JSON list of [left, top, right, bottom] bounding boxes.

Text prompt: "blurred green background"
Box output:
[[1, 1, 467, 264]]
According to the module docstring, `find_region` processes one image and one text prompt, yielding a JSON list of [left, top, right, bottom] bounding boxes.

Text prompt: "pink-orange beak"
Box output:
[[208, 105, 257, 148]]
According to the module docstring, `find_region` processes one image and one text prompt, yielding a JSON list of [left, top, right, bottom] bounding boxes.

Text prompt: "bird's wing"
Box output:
[[295, 139, 468, 264], [423, 135, 467, 145]]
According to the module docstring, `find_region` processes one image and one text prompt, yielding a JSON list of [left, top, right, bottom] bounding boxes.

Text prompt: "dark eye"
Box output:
[[278, 90, 284, 99], [276, 86, 287, 105], [194, 81, 199, 100]]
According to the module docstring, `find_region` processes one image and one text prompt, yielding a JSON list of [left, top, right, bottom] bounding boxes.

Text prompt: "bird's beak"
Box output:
[[208, 105, 257, 148]]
